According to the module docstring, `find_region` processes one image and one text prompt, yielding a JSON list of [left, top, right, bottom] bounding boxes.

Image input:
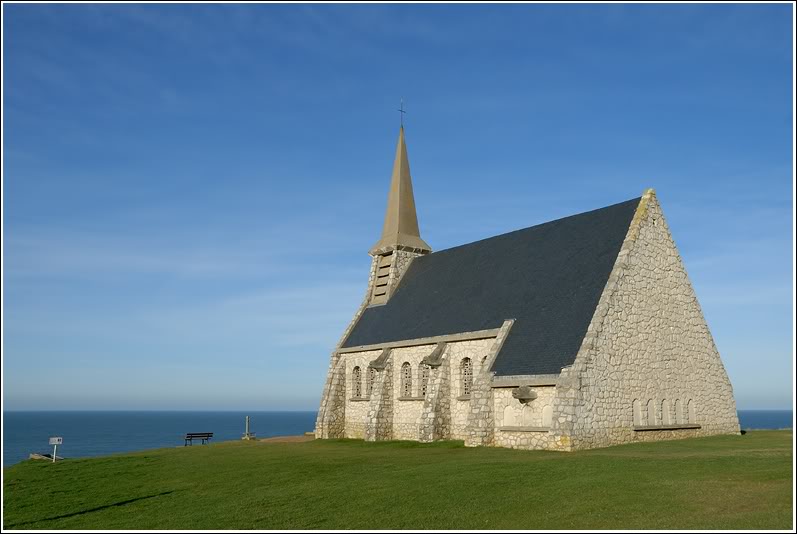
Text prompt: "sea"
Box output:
[[2, 409, 792, 466], [3, 411, 317, 467]]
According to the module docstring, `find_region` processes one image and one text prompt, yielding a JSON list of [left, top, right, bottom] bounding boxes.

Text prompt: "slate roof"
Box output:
[[341, 197, 642, 376]]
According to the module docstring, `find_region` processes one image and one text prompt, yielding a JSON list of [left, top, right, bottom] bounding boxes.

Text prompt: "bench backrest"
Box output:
[[185, 433, 213, 438]]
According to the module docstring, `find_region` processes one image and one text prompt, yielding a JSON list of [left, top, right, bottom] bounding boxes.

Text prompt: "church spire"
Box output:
[[370, 126, 432, 255]]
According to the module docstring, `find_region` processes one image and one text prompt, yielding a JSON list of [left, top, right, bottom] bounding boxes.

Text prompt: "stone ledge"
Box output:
[[633, 424, 701, 431], [349, 397, 370, 402], [397, 396, 425, 401], [491, 374, 559, 388], [456, 395, 471, 401], [498, 426, 551, 433]]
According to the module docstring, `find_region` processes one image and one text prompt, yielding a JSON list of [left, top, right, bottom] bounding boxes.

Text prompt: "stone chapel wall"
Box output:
[[448, 339, 495, 439], [391, 345, 430, 439], [337, 338, 496, 442], [492, 386, 556, 450], [552, 192, 740, 450], [343, 349, 381, 439]]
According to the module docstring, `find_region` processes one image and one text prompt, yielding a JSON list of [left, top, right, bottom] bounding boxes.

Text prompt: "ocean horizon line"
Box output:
[[3, 409, 319, 413], [2, 408, 792, 416]]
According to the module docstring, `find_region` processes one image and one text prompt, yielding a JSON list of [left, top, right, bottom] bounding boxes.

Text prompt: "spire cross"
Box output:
[[397, 98, 406, 127]]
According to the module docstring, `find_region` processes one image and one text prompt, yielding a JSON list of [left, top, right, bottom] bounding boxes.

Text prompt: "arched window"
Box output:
[[647, 399, 657, 426], [352, 366, 362, 398], [661, 399, 671, 425], [401, 362, 412, 397], [419, 364, 430, 397], [503, 405, 516, 426], [687, 399, 695, 423], [541, 405, 553, 427], [675, 399, 683, 424], [633, 399, 642, 426], [461, 357, 473, 396], [366, 368, 376, 397]]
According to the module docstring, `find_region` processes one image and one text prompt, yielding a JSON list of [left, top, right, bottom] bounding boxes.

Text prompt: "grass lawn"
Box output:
[[3, 430, 793, 530]]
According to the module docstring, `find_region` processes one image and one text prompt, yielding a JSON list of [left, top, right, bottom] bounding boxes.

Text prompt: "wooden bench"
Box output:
[[184, 432, 213, 446]]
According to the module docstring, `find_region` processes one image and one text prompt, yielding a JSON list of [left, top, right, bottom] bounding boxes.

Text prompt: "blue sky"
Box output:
[[3, 4, 793, 411]]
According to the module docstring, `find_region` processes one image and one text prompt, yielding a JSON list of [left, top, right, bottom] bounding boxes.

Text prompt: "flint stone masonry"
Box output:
[[365, 351, 394, 441], [548, 190, 740, 451], [343, 350, 381, 439], [448, 339, 495, 440], [315, 356, 346, 439], [465, 320, 514, 447], [321, 338, 497, 442], [419, 351, 451, 442]]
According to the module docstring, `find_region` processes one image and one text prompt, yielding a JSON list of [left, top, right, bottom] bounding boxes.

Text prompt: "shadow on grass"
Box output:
[[5, 490, 176, 528]]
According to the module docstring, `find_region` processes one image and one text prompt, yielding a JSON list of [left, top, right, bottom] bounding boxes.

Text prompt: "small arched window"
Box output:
[[461, 357, 473, 396], [366, 367, 376, 397], [419, 364, 430, 397], [401, 362, 412, 397], [633, 399, 642, 426], [675, 399, 683, 424], [352, 366, 362, 398], [647, 399, 657, 426], [687, 399, 695, 423]]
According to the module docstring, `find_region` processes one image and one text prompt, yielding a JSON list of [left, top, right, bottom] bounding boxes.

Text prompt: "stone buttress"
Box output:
[[418, 344, 451, 442]]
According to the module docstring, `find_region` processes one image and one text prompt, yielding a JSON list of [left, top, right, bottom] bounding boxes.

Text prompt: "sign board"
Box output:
[[49, 437, 63, 445]]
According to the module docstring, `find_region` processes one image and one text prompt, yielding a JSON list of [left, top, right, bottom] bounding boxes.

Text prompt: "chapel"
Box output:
[[315, 127, 740, 451]]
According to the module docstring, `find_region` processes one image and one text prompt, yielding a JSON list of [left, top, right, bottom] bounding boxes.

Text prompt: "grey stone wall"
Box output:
[[342, 350, 381, 439], [419, 352, 451, 442], [448, 339, 495, 439], [331, 337, 498, 443], [492, 386, 555, 449], [465, 320, 514, 447], [550, 191, 740, 451], [314, 357, 346, 439], [365, 352, 394, 441], [391, 345, 433, 440]]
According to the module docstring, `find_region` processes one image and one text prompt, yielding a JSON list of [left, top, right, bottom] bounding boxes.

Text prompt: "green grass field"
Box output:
[[3, 431, 793, 530]]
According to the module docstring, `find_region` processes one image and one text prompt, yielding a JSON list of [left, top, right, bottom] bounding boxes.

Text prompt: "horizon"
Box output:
[[2, 407, 794, 413], [3, 4, 794, 411]]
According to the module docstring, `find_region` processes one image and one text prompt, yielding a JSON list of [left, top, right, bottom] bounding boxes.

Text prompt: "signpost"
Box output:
[[49, 437, 62, 463]]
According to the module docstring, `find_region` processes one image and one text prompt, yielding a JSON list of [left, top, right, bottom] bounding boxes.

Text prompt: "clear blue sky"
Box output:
[[3, 4, 793, 411]]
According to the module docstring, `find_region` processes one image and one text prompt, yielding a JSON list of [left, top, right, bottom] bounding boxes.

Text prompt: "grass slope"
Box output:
[[3, 431, 793, 530]]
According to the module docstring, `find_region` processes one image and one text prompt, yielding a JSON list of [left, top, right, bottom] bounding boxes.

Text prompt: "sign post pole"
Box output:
[[49, 437, 63, 463]]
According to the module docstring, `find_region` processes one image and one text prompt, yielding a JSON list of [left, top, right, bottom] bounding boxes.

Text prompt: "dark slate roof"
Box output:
[[341, 197, 641, 376]]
